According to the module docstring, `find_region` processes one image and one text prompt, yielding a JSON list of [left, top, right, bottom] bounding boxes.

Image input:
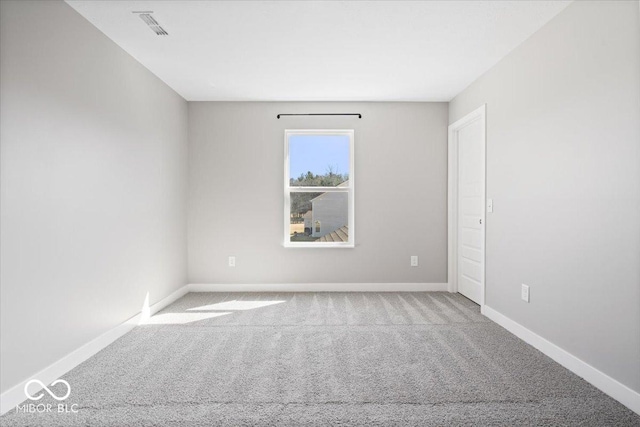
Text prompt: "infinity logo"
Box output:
[[24, 379, 71, 401]]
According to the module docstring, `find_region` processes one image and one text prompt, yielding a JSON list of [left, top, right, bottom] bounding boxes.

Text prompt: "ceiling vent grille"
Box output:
[[136, 12, 168, 36]]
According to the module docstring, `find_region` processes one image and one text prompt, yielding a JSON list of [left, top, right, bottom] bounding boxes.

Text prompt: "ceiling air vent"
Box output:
[[133, 11, 168, 36]]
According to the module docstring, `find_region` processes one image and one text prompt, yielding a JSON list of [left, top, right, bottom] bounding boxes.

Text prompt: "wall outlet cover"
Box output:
[[521, 284, 530, 302]]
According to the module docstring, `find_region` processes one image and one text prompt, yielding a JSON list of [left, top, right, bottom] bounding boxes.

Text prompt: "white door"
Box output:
[[449, 106, 485, 305]]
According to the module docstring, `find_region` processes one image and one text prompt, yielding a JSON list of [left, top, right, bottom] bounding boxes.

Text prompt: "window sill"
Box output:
[[284, 242, 355, 249]]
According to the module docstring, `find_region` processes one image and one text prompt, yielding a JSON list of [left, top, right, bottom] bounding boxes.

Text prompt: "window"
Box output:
[[284, 129, 354, 248]]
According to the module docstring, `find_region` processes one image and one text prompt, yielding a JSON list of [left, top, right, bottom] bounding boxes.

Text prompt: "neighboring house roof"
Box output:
[[303, 210, 312, 219], [311, 180, 349, 202], [316, 226, 349, 242]]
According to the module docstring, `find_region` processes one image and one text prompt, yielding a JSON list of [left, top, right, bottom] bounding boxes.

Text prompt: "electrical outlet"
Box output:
[[228, 256, 236, 267], [521, 284, 530, 303], [411, 256, 418, 267]]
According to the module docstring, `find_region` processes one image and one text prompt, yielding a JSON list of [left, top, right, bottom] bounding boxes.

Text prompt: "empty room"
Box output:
[[1, 0, 639, 425]]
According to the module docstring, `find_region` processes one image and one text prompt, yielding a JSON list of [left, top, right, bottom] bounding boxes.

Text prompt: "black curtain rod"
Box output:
[[277, 113, 362, 119]]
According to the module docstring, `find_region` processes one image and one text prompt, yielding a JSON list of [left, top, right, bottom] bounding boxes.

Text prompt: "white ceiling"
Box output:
[[65, 0, 571, 102]]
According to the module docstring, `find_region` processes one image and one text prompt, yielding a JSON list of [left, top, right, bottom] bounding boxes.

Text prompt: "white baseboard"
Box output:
[[0, 285, 189, 415], [187, 282, 449, 292], [482, 305, 640, 416]]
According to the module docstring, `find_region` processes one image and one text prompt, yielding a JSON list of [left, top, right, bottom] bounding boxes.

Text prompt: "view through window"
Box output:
[[284, 130, 354, 247]]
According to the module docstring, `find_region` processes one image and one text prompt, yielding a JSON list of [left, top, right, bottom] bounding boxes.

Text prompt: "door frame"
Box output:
[[447, 104, 486, 306]]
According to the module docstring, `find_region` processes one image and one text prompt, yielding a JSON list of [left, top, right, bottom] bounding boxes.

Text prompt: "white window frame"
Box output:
[[284, 129, 355, 248]]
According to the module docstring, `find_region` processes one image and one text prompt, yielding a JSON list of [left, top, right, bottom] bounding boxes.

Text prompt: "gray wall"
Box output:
[[188, 102, 448, 284], [0, 1, 188, 393], [450, 0, 640, 392]]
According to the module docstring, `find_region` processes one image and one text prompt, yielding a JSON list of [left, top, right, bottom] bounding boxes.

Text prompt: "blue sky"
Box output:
[[289, 135, 350, 179]]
